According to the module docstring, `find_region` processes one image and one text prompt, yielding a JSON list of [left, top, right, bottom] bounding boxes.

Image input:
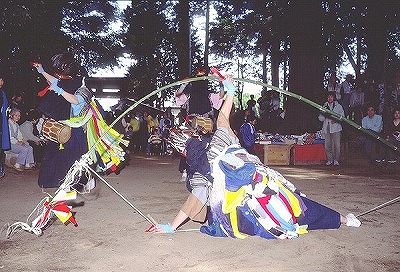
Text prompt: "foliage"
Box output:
[[0, 0, 120, 107]]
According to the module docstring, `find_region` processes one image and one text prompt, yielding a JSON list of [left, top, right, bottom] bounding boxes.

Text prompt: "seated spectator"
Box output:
[[360, 105, 383, 162], [239, 114, 257, 155], [8, 108, 35, 170], [147, 127, 162, 155], [19, 110, 46, 163], [10, 93, 27, 124], [377, 108, 400, 163]]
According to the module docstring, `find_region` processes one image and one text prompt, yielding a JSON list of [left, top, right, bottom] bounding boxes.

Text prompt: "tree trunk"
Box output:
[[271, 38, 280, 88], [285, 1, 324, 134], [176, 0, 191, 78], [204, 0, 210, 69], [365, 0, 386, 84]]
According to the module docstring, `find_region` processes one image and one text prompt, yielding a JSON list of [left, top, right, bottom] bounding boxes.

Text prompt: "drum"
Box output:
[[191, 116, 213, 134], [42, 119, 72, 144]]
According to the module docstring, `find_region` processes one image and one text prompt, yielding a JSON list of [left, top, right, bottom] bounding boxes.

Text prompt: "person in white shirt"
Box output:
[[19, 110, 46, 163], [319, 92, 345, 166], [361, 105, 383, 162], [327, 74, 341, 101], [8, 108, 35, 170], [340, 74, 354, 117]]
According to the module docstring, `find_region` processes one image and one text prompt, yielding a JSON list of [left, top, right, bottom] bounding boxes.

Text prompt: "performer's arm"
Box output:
[[175, 82, 188, 97], [34, 63, 79, 105], [33, 63, 57, 85]]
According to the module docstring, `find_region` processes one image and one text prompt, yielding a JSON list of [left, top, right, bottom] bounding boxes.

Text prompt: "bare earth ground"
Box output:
[[0, 150, 399, 272]]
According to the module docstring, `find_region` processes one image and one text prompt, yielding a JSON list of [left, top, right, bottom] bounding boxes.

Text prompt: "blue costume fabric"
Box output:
[[37, 75, 88, 188], [296, 197, 341, 230], [0, 90, 10, 150], [239, 122, 256, 154]]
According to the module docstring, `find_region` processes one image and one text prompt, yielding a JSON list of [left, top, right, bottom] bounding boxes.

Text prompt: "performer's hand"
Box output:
[[222, 75, 236, 96], [50, 79, 64, 95], [33, 63, 44, 74], [150, 223, 175, 234]]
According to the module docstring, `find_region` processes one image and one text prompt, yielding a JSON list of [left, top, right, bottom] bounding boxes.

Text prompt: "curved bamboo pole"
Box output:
[[233, 77, 399, 156]]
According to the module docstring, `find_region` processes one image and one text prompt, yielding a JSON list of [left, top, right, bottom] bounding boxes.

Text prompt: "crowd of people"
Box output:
[[114, 109, 175, 156], [230, 73, 399, 166], [0, 55, 398, 197]]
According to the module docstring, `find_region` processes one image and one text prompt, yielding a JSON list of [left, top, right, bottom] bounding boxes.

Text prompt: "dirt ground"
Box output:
[[0, 151, 399, 272]]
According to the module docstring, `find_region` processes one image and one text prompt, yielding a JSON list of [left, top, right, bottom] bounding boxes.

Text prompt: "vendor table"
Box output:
[[292, 144, 327, 165]]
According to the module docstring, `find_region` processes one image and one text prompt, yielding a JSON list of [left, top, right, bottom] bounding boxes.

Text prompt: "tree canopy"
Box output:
[[0, 0, 399, 132]]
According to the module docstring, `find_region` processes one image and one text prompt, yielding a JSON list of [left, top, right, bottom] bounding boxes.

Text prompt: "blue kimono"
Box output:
[[37, 76, 88, 188], [0, 90, 10, 151]]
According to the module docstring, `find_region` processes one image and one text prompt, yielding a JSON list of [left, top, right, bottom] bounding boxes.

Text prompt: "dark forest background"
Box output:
[[0, 0, 399, 133]]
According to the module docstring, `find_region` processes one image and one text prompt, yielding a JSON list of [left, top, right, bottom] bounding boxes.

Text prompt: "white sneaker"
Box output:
[[346, 213, 361, 227], [326, 161, 333, 166], [13, 163, 24, 171], [333, 161, 339, 166], [180, 172, 187, 182], [25, 163, 35, 169]]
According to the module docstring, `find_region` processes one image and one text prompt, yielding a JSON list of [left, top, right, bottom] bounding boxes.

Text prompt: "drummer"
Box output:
[[33, 52, 92, 189]]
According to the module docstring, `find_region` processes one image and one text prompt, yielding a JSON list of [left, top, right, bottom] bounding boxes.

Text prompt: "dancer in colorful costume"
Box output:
[[33, 52, 127, 189], [151, 73, 361, 239]]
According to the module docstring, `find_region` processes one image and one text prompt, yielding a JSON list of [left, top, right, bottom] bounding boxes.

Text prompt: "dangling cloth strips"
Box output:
[[62, 101, 128, 172]]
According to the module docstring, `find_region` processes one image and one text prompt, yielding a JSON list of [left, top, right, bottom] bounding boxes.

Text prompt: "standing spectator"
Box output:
[[327, 74, 341, 101], [239, 114, 257, 155], [257, 89, 271, 131], [19, 110, 46, 163], [377, 108, 399, 163], [158, 112, 171, 132], [340, 74, 354, 118], [128, 111, 140, 152], [0, 75, 11, 179], [318, 92, 345, 166], [246, 94, 257, 116], [361, 105, 383, 162], [349, 84, 365, 124], [8, 108, 35, 170]]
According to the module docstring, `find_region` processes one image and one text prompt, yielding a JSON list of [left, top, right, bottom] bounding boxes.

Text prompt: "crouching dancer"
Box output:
[[149, 75, 361, 239]]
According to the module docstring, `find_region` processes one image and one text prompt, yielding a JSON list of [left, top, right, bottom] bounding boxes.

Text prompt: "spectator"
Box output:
[[257, 89, 271, 131], [8, 108, 35, 170], [128, 112, 140, 152], [239, 114, 257, 155], [147, 127, 162, 155], [340, 74, 354, 118], [0, 75, 11, 179], [10, 93, 27, 124], [361, 105, 383, 162], [19, 110, 46, 163], [377, 108, 399, 164], [318, 92, 345, 166], [349, 84, 365, 124], [327, 74, 341, 101], [246, 94, 257, 115]]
